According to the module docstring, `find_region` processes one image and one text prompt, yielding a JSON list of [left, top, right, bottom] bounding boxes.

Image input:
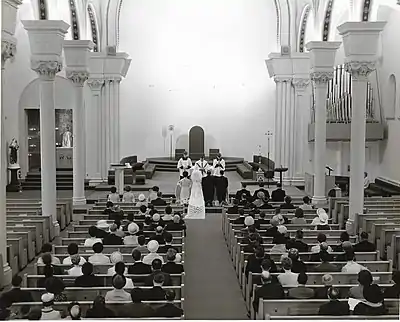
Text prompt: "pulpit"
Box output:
[[274, 167, 288, 186], [111, 163, 128, 195], [56, 147, 73, 169]]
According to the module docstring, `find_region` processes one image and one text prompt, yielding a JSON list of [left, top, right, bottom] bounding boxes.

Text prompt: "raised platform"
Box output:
[[146, 156, 245, 172]]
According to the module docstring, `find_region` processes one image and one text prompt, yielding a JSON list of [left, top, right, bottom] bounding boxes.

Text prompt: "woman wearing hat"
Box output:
[[136, 194, 148, 207], [124, 223, 139, 245], [311, 208, 330, 229]]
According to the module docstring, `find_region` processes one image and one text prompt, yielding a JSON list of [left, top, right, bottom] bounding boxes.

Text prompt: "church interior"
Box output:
[[1, 0, 400, 319]]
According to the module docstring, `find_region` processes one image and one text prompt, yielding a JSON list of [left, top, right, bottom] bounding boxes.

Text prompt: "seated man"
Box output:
[[144, 274, 166, 301], [105, 275, 131, 302], [299, 196, 313, 210], [288, 248, 306, 273], [162, 249, 184, 274], [271, 183, 286, 202], [335, 241, 354, 262], [63, 243, 86, 265], [354, 231, 376, 252], [315, 274, 335, 299], [74, 262, 103, 287], [288, 272, 315, 299], [280, 196, 295, 210], [1, 276, 33, 304], [128, 249, 152, 275], [233, 209, 246, 225], [313, 250, 340, 272], [103, 223, 123, 245], [235, 182, 252, 201], [332, 231, 350, 252], [158, 232, 178, 254], [255, 212, 269, 230], [122, 185, 135, 203], [118, 288, 155, 318], [88, 242, 111, 264], [151, 192, 167, 206], [341, 250, 368, 274], [156, 289, 183, 318], [252, 271, 284, 313], [286, 230, 309, 253], [145, 259, 171, 286], [165, 214, 186, 231], [318, 287, 350, 316], [150, 226, 166, 245], [291, 208, 307, 225], [311, 233, 333, 253], [310, 242, 334, 262], [227, 199, 240, 214], [252, 182, 270, 202]]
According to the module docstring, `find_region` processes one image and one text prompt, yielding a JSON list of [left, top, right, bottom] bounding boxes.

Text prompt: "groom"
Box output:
[[202, 169, 214, 207]]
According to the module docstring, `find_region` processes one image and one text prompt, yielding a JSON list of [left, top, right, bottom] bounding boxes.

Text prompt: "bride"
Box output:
[[185, 166, 206, 219]]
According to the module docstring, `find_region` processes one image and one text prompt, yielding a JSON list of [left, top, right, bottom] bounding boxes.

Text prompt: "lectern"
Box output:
[[274, 167, 288, 186], [110, 164, 127, 195]]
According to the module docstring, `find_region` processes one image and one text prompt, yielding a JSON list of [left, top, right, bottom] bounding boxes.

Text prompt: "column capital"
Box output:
[[274, 77, 292, 83], [104, 76, 122, 83], [292, 78, 310, 90], [87, 78, 104, 91], [344, 61, 375, 80], [31, 59, 62, 80], [310, 71, 334, 84], [66, 70, 89, 86], [1, 38, 16, 68]]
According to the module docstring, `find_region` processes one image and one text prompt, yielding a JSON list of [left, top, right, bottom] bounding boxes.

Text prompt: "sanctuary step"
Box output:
[[21, 170, 90, 191]]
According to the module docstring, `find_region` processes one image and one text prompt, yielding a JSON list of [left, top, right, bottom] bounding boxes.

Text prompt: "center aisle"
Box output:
[[183, 213, 248, 319]]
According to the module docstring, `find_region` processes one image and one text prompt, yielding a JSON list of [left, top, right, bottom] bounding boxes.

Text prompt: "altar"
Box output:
[[56, 147, 73, 169]]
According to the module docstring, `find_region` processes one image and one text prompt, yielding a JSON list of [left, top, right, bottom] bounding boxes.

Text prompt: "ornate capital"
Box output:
[[292, 78, 310, 90], [31, 60, 62, 80], [1, 39, 16, 68], [310, 71, 334, 84], [274, 77, 292, 83], [87, 78, 104, 91], [344, 61, 375, 80], [66, 70, 89, 86]]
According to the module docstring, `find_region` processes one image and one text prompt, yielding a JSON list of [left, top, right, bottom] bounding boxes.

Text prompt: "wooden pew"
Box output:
[[7, 231, 35, 261], [7, 215, 51, 242], [53, 244, 184, 255], [257, 298, 399, 319], [7, 224, 42, 254], [11, 301, 184, 318], [23, 273, 185, 288], [388, 234, 400, 268], [380, 228, 400, 258], [268, 315, 399, 320], [22, 286, 183, 302], [7, 237, 26, 270], [71, 226, 185, 238], [7, 245, 18, 276], [62, 235, 184, 244]]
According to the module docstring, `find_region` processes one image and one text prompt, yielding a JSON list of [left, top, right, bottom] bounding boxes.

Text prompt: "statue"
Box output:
[[9, 138, 19, 165], [62, 126, 72, 147]]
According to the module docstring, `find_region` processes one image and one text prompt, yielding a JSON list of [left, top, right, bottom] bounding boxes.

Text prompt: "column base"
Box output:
[[73, 196, 86, 206], [312, 195, 327, 207]]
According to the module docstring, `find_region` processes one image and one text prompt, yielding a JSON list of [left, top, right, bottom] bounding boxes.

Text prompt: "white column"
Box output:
[[0, 37, 17, 288], [23, 20, 70, 236], [274, 79, 283, 174], [86, 78, 104, 185], [311, 73, 332, 205], [113, 78, 121, 162], [104, 79, 111, 171], [292, 79, 311, 184], [307, 41, 341, 206]]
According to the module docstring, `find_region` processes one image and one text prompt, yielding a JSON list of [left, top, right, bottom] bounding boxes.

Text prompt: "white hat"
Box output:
[[110, 251, 123, 264], [128, 223, 139, 235], [152, 213, 160, 222], [244, 216, 254, 227], [156, 226, 163, 233], [96, 220, 110, 230], [175, 253, 182, 263], [317, 208, 329, 224], [41, 293, 54, 303], [138, 194, 146, 201], [277, 225, 287, 235], [147, 240, 159, 253]]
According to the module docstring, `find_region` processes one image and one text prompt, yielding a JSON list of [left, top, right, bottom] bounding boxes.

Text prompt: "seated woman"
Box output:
[[280, 196, 295, 210], [291, 208, 307, 225], [37, 244, 60, 265]]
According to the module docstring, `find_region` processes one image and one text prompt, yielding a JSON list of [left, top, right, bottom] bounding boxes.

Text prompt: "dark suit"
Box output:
[[286, 239, 309, 253], [354, 240, 376, 252], [165, 223, 186, 231], [215, 176, 228, 203], [252, 283, 285, 312], [118, 302, 155, 318], [150, 234, 165, 245], [233, 216, 246, 225], [156, 303, 183, 317], [271, 189, 286, 202], [384, 284, 400, 298], [245, 254, 277, 278], [152, 198, 167, 206], [255, 218, 270, 230], [310, 252, 334, 263], [1, 288, 33, 305], [253, 188, 270, 201], [74, 275, 103, 287], [235, 189, 252, 201], [318, 300, 350, 316], [334, 253, 347, 262], [353, 302, 387, 316], [280, 203, 295, 210], [202, 175, 215, 205], [313, 262, 340, 272], [265, 226, 278, 238], [162, 262, 184, 274], [227, 205, 239, 214], [128, 262, 152, 275], [288, 286, 315, 299], [95, 229, 110, 239], [103, 233, 123, 245], [259, 203, 274, 210], [292, 259, 307, 273], [144, 271, 171, 286], [144, 286, 166, 301]]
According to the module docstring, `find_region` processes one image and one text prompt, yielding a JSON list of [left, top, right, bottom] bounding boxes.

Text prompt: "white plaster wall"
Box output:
[[46, 0, 73, 40], [118, 0, 278, 161]]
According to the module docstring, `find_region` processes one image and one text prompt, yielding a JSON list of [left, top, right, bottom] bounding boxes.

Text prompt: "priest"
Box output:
[[212, 153, 225, 177], [195, 155, 210, 177], [177, 151, 192, 179]]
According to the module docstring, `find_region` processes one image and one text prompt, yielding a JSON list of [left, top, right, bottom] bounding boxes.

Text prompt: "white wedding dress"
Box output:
[[185, 168, 206, 219]]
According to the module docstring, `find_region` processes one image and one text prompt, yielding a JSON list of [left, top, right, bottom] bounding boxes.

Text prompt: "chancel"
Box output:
[[1, 0, 400, 320]]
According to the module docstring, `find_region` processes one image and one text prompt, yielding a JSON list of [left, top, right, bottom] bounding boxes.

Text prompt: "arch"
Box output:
[[298, 4, 311, 52], [68, 0, 80, 40], [105, 0, 122, 48], [38, 0, 48, 20], [362, 0, 373, 21], [87, 4, 99, 52], [189, 126, 205, 160], [322, 0, 335, 41], [274, 0, 292, 47]]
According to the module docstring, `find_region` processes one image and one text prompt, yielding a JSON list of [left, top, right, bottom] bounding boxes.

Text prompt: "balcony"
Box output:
[[308, 64, 384, 142]]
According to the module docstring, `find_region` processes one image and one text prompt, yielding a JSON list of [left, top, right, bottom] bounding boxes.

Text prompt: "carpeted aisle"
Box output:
[[183, 214, 248, 319]]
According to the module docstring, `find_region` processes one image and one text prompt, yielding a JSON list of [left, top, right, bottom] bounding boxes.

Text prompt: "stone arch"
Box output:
[[69, 0, 80, 40], [362, 0, 373, 21], [87, 3, 99, 52], [322, 0, 335, 41], [274, 0, 292, 48], [38, 0, 48, 20], [298, 4, 311, 52]]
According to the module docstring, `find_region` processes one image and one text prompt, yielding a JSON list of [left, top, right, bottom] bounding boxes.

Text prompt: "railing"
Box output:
[[311, 65, 377, 124]]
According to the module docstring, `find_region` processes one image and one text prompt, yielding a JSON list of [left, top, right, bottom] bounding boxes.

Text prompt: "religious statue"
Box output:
[[9, 138, 19, 165], [62, 126, 73, 147]]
